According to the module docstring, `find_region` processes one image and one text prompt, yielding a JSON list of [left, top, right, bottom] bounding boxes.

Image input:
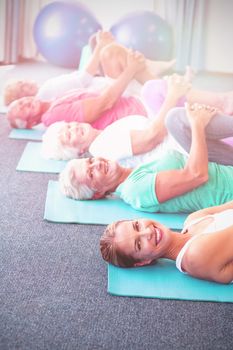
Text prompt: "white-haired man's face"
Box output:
[[7, 96, 43, 128], [59, 122, 93, 154], [70, 157, 123, 199]]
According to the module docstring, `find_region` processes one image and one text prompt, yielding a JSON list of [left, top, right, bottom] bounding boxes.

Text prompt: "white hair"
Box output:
[[59, 159, 95, 200], [41, 122, 80, 160]]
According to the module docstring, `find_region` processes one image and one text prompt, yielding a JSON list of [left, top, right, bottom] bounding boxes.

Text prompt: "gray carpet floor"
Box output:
[[0, 62, 233, 350]]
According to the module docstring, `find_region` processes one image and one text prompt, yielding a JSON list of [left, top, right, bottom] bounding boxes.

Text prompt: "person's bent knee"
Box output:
[[165, 107, 188, 133], [100, 43, 127, 78]]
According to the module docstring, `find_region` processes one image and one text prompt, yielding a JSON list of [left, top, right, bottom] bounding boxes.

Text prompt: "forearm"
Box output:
[[85, 46, 102, 76], [134, 74, 193, 154], [155, 105, 217, 203], [185, 122, 209, 181], [131, 95, 179, 155], [149, 94, 181, 139], [100, 67, 136, 111]]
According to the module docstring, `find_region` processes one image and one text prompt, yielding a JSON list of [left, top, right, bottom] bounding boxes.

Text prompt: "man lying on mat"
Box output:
[[100, 200, 233, 284], [5, 30, 176, 130], [41, 73, 233, 167], [5, 28, 233, 132], [6, 48, 148, 130], [4, 30, 175, 106], [59, 103, 233, 214]]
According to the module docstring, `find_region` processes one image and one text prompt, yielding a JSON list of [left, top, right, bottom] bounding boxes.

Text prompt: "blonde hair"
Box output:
[[41, 122, 80, 160], [100, 221, 141, 267], [59, 159, 94, 200], [4, 80, 38, 106]]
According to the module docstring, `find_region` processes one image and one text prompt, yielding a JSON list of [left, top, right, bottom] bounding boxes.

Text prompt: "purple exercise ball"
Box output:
[[33, 1, 102, 68], [111, 11, 173, 60]]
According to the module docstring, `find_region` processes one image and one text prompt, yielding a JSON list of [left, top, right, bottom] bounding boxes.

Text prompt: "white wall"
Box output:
[[2, 0, 232, 74], [80, 0, 155, 29], [84, 0, 233, 73], [204, 0, 233, 73]]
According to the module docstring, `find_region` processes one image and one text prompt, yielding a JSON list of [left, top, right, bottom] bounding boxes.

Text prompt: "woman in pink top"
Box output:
[[7, 29, 170, 130], [41, 87, 147, 130], [6, 48, 148, 129], [6, 28, 233, 129]]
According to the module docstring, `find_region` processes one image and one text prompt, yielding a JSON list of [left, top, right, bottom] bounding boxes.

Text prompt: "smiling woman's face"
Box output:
[[59, 122, 93, 153], [114, 219, 171, 266]]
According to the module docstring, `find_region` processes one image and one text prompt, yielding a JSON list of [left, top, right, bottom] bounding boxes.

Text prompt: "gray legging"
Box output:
[[165, 107, 233, 166]]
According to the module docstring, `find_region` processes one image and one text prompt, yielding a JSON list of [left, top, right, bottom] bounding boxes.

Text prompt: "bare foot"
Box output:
[[186, 102, 217, 128], [147, 58, 176, 78]]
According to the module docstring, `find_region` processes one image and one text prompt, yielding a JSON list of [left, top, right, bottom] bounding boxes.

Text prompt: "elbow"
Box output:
[[146, 129, 167, 151], [101, 93, 115, 111], [214, 275, 233, 284], [186, 168, 209, 186], [198, 173, 209, 185]]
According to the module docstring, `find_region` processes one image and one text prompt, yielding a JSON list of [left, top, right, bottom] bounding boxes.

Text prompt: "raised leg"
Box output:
[[166, 107, 233, 166], [187, 89, 233, 115], [99, 42, 176, 83]]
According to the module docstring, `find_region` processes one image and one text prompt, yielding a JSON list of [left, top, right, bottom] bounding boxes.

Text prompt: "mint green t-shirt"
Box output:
[[115, 151, 233, 213]]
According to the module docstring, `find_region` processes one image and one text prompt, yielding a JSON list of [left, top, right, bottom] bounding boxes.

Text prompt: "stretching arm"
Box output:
[[155, 104, 217, 203], [130, 74, 191, 154], [85, 30, 115, 77], [82, 50, 146, 123]]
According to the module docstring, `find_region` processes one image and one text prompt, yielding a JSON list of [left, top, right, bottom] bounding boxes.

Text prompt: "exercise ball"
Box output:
[[110, 11, 173, 61], [33, 1, 102, 68]]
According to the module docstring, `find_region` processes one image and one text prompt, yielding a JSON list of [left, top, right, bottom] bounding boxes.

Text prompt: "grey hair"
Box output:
[[59, 159, 95, 200], [41, 122, 80, 160]]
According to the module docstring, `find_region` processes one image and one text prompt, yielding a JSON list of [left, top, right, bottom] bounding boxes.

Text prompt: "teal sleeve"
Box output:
[[116, 169, 159, 212]]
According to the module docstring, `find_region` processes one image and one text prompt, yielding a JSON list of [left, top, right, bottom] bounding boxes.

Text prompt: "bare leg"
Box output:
[[99, 42, 176, 84], [187, 88, 233, 115], [146, 58, 176, 79]]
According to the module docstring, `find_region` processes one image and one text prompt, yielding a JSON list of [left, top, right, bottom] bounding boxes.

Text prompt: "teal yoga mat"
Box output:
[[79, 45, 92, 70], [9, 126, 45, 140], [16, 142, 67, 173], [44, 180, 188, 227], [108, 260, 233, 303]]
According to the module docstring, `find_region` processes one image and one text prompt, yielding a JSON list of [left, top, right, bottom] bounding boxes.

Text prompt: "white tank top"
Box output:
[[176, 209, 233, 273]]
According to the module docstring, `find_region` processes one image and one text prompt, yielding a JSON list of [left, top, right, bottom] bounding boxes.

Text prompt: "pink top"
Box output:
[[42, 89, 148, 130]]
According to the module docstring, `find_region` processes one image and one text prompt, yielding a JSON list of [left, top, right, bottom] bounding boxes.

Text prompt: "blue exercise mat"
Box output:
[[108, 260, 233, 303], [79, 44, 92, 70], [44, 180, 188, 226], [9, 126, 45, 140], [16, 142, 67, 173]]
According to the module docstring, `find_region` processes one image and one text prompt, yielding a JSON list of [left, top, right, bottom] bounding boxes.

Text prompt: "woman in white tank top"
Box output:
[[100, 201, 233, 284]]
